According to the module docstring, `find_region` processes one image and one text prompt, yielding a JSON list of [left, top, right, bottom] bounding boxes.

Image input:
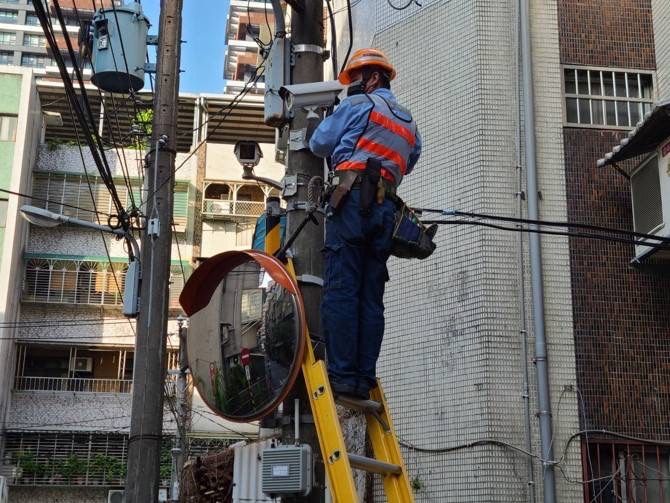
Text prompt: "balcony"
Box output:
[[14, 377, 133, 394], [1, 432, 174, 487], [32, 171, 190, 231], [202, 181, 278, 220], [13, 345, 180, 395], [22, 257, 185, 310]]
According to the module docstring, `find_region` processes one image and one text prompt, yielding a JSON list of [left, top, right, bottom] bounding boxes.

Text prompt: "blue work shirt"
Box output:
[[309, 88, 422, 179]]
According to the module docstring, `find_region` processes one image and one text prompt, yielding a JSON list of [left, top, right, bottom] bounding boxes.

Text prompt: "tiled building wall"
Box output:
[[653, 0, 670, 98], [564, 129, 670, 439], [557, 0, 655, 69]]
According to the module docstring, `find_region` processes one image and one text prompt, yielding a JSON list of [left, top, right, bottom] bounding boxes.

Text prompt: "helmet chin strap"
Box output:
[[346, 77, 371, 97]]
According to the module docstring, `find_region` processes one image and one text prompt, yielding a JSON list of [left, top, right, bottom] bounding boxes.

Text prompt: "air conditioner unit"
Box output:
[[73, 357, 93, 372], [107, 489, 124, 503], [630, 140, 670, 262]]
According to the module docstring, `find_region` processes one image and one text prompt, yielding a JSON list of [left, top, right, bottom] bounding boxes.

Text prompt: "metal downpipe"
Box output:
[[519, 0, 557, 501]]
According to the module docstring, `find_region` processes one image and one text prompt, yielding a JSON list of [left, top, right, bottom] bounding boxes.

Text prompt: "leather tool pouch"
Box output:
[[391, 200, 438, 260], [360, 158, 382, 216], [329, 170, 358, 212]]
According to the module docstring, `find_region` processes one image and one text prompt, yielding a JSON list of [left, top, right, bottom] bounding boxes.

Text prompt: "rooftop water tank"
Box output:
[[90, 2, 150, 94]]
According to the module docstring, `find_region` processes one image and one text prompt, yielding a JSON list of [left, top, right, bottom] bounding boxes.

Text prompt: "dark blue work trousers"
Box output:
[[321, 188, 396, 396]]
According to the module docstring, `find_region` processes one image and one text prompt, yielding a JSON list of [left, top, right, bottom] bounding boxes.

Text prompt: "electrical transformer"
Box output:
[[261, 444, 313, 497], [90, 1, 150, 94]]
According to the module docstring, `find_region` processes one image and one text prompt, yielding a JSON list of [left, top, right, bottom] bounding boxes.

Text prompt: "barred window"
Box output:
[[563, 67, 654, 129]]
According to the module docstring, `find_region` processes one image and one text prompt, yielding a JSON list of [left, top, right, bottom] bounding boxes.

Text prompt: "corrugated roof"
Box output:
[[597, 99, 670, 171]]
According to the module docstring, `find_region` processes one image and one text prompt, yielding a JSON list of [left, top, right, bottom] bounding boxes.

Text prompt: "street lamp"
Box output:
[[20, 204, 141, 318]]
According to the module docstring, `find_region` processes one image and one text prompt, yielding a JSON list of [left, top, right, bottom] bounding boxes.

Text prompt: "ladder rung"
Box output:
[[335, 395, 384, 414], [348, 454, 402, 476]]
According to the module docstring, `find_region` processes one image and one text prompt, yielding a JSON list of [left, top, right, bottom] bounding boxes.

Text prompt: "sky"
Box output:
[[141, 0, 230, 94]]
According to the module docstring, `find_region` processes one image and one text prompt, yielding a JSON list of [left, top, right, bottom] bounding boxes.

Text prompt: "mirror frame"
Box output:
[[180, 250, 307, 422]]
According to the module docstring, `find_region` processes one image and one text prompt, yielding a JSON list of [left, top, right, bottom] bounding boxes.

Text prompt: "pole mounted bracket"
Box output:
[[147, 218, 160, 238], [146, 35, 159, 45]]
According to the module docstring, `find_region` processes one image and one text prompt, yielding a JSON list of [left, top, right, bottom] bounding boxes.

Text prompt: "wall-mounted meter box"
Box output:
[[261, 444, 312, 497], [91, 1, 150, 94]]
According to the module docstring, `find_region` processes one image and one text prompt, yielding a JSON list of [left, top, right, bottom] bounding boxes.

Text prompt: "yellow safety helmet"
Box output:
[[338, 48, 397, 85]]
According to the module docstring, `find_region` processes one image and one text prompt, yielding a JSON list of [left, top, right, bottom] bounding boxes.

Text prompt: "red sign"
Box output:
[[240, 348, 251, 366], [662, 141, 670, 158]]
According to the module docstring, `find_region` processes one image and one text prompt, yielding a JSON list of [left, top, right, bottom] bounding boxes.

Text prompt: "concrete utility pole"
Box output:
[[170, 315, 189, 501], [283, 2, 326, 502], [125, 0, 183, 501]]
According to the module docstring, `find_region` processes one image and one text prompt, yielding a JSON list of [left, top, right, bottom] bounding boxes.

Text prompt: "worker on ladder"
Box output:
[[309, 48, 422, 400]]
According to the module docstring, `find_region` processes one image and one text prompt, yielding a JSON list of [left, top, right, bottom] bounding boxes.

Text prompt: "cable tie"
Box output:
[[441, 208, 457, 216]]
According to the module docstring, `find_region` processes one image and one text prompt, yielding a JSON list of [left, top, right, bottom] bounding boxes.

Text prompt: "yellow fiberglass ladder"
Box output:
[[301, 334, 415, 503]]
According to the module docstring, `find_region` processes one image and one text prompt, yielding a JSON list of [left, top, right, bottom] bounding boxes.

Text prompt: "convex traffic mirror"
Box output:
[[179, 250, 306, 422]]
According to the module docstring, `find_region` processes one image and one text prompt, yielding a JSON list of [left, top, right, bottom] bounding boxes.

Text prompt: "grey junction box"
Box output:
[[261, 444, 313, 497]]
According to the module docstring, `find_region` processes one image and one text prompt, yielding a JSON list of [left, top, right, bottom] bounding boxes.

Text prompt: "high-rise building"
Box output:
[[223, 0, 275, 95], [323, 1, 670, 501]]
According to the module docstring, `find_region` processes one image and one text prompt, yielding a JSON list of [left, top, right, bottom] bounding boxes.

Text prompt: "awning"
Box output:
[[597, 99, 670, 173]]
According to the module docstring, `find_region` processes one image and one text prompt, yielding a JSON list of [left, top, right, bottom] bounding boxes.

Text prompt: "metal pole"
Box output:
[[125, 0, 183, 501], [283, 1, 326, 501], [519, 0, 557, 501]]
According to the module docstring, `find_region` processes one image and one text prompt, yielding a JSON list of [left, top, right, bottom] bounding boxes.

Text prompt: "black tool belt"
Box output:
[[329, 161, 397, 214], [390, 197, 438, 260]]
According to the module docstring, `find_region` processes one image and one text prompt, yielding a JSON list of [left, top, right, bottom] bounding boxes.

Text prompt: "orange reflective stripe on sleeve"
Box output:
[[369, 111, 416, 147], [355, 137, 407, 174]]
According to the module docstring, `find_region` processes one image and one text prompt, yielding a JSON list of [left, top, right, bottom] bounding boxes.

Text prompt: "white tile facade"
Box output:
[[328, 0, 582, 500]]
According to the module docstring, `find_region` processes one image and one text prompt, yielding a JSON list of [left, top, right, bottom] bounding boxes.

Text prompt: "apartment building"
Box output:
[[223, 0, 275, 95], [0, 66, 280, 501], [0, 0, 118, 74], [324, 1, 670, 502]]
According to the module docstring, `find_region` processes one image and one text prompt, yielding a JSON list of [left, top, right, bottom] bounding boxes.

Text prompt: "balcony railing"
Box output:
[[202, 199, 265, 219], [14, 377, 132, 393]]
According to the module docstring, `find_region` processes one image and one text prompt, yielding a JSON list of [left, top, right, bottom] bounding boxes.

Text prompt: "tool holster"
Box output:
[[359, 158, 382, 216], [328, 170, 358, 212]]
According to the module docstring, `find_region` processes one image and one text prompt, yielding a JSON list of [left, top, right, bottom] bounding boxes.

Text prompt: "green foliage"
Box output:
[[14, 452, 48, 478], [159, 441, 173, 483], [90, 454, 126, 483], [411, 475, 425, 492], [57, 454, 87, 480]]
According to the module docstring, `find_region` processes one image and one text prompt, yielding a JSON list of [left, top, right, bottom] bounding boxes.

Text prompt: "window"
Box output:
[[0, 10, 18, 24], [585, 441, 670, 502], [21, 53, 52, 68], [22, 33, 45, 47], [0, 31, 16, 45], [25, 13, 40, 26], [0, 50, 12, 65], [0, 115, 17, 141], [563, 67, 654, 128]]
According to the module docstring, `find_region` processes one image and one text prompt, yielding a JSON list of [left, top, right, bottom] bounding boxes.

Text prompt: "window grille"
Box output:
[[584, 441, 670, 502], [563, 67, 655, 129], [23, 258, 186, 310], [2, 432, 174, 487], [31, 172, 190, 231]]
